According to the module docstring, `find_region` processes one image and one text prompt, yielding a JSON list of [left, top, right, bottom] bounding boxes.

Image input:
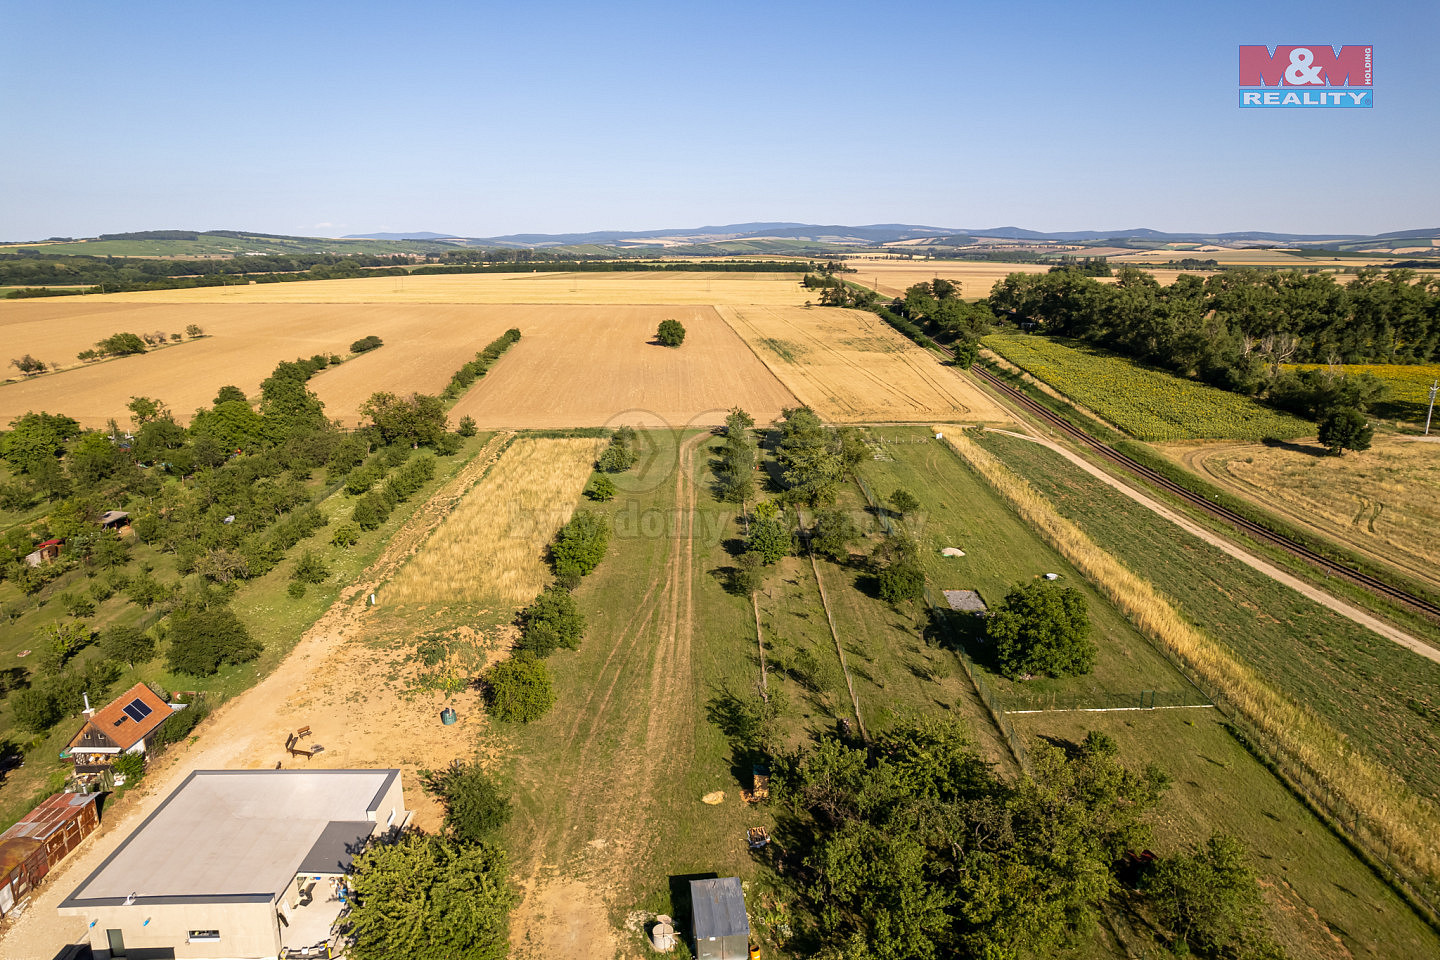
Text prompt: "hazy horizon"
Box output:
[[3, 0, 1435, 240]]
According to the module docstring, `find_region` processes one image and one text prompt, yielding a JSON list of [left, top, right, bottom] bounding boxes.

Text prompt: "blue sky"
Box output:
[[1, 0, 1435, 238]]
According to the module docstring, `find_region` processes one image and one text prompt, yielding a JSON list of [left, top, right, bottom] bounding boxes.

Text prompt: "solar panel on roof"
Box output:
[[122, 698, 153, 723]]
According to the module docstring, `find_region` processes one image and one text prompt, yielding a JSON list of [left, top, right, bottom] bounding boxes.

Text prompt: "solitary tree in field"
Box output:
[[889, 488, 920, 519], [185, 323, 204, 338], [1317, 406, 1372, 455], [655, 318, 686, 347]]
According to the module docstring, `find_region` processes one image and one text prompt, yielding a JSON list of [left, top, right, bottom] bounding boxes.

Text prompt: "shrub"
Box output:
[[423, 760, 513, 843], [587, 475, 616, 502], [517, 586, 585, 657], [987, 581, 1094, 680], [291, 550, 329, 584], [347, 833, 515, 960], [288, 581, 307, 599], [551, 512, 609, 583], [877, 558, 926, 605], [112, 751, 145, 784], [350, 335, 384, 354], [483, 655, 555, 723], [331, 522, 360, 548], [165, 606, 262, 677]]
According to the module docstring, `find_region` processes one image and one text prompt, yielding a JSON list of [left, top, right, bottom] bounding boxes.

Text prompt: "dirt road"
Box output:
[[986, 429, 1440, 666]]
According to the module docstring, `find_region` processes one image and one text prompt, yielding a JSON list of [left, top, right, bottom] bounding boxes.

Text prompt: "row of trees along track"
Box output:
[[939, 346, 1440, 624]]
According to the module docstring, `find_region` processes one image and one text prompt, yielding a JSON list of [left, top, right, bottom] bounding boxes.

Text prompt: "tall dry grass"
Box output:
[[944, 430, 1440, 891], [386, 437, 603, 605]]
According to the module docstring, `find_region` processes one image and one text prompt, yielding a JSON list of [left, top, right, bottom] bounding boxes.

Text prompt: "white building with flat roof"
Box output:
[[59, 769, 408, 960]]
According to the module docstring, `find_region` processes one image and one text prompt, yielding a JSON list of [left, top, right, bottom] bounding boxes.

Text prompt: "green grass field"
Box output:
[[854, 428, 1194, 705], [1016, 709, 1440, 960], [972, 429, 1440, 804], [984, 333, 1312, 441]]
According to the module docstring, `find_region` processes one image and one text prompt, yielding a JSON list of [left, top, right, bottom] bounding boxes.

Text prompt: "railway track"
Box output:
[[960, 358, 1440, 623]]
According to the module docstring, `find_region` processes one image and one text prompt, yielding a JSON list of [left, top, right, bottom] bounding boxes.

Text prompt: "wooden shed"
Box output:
[[0, 837, 47, 917], [690, 877, 751, 960], [0, 791, 101, 870]]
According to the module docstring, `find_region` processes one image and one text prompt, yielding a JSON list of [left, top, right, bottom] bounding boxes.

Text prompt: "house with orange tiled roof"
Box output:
[[65, 683, 178, 779]]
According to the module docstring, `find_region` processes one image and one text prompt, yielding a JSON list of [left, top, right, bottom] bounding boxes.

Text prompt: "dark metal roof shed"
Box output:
[[690, 877, 749, 939]]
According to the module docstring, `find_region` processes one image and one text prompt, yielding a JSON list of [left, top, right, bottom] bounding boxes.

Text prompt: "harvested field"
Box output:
[[0, 302, 519, 428], [0, 302, 797, 428], [91, 271, 812, 305], [1168, 435, 1440, 589], [448, 305, 797, 429], [385, 436, 603, 605], [842, 258, 1221, 298], [718, 304, 1012, 423], [843, 258, 1050, 299]]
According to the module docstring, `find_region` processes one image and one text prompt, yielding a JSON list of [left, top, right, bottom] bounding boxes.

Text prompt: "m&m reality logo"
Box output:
[[1238, 45, 1372, 108]]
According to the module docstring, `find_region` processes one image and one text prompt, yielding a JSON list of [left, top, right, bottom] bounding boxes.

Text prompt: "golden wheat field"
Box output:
[[447, 305, 797, 429], [94, 270, 813, 305], [1168, 437, 1440, 585], [716, 304, 1013, 423], [385, 436, 603, 605]]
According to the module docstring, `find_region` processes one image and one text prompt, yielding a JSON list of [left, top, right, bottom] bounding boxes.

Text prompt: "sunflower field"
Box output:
[[1286, 362, 1440, 424], [983, 334, 1311, 442]]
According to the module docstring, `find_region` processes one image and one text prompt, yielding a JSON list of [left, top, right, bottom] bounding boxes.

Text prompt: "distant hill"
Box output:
[[7, 223, 1438, 260]]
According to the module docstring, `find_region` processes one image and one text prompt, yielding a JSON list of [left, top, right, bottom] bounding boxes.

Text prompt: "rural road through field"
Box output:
[[0, 433, 515, 960], [986, 428, 1440, 666]]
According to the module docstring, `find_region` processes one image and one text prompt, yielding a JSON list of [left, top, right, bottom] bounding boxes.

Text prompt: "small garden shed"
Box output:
[[690, 877, 750, 960]]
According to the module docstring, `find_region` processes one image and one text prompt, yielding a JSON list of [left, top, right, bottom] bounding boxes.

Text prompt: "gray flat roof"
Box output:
[[61, 769, 397, 909], [690, 877, 749, 939], [298, 820, 374, 876]]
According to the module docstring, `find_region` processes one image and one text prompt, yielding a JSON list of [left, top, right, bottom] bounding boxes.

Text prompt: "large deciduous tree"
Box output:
[[987, 581, 1094, 680]]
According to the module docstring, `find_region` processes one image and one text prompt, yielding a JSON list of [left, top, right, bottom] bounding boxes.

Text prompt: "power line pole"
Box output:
[[1426, 379, 1438, 436]]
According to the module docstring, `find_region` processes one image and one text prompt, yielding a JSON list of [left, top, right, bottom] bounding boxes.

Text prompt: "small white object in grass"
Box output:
[[941, 547, 965, 557], [934, 432, 944, 440], [1044, 573, 1060, 580]]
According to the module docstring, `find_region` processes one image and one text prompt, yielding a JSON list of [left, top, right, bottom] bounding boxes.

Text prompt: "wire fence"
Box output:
[[1001, 689, 1213, 713], [851, 468, 1032, 768]]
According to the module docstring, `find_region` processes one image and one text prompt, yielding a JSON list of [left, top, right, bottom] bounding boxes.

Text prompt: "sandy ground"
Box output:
[[981, 427, 1440, 665], [0, 434, 516, 960]]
